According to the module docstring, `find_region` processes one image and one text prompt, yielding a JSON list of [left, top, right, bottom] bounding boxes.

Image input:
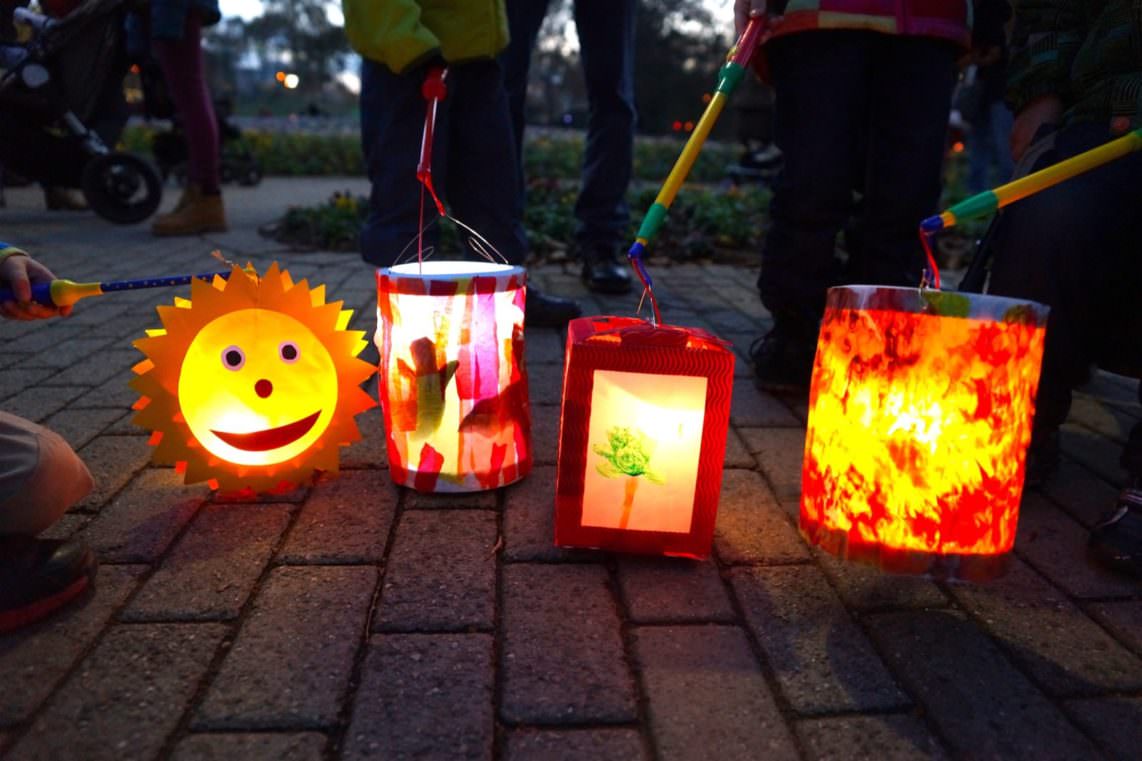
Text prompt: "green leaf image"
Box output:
[[593, 426, 663, 484]]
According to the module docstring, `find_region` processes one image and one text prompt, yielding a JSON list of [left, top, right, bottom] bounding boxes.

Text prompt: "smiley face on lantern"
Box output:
[[132, 263, 376, 492]]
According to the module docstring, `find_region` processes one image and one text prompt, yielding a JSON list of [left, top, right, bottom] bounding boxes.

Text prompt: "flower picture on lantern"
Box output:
[[131, 262, 377, 493], [376, 261, 530, 492], [555, 316, 734, 558], [800, 286, 1048, 580]]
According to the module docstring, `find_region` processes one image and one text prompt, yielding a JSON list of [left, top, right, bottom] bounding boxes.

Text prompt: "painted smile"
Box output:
[[211, 411, 322, 451]]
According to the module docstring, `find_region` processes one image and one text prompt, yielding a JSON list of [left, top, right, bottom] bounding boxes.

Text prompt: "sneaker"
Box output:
[[43, 186, 88, 212], [1088, 487, 1142, 578], [152, 184, 228, 237], [526, 287, 582, 329], [580, 245, 633, 295], [749, 322, 817, 394], [0, 535, 97, 633]]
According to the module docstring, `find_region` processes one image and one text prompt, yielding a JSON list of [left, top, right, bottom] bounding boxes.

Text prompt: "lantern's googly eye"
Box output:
[[279, 341, 300, 363], [222, 346, 245, 371]]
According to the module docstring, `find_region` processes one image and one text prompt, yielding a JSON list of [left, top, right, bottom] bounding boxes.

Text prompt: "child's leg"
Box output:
[[0, 412, 93, 536]]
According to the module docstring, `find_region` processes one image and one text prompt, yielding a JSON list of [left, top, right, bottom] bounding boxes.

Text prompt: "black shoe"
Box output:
[[581, 246, 633, 295], [1088, 487, 1142, 578], [526, 287, 583, 329], [749, 323, 817, 394], [1024, 428, 1060, 489], [0, 535, 97, 633]]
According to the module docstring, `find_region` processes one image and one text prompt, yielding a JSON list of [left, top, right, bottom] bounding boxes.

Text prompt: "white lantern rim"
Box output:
[[827, 285, 1049, 326], [381, 261, 526, 282]]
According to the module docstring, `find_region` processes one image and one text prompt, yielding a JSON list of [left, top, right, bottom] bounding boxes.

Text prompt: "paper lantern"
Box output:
[[554, 316, 734, 558], [131, 263, 377, 493], [801, 285, 1049, 580], [376, 261, 531, 492]]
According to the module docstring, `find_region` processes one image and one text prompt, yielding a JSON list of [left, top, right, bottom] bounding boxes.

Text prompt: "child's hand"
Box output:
[[0, 252, 71, 320], [735, 0, 766, 35]]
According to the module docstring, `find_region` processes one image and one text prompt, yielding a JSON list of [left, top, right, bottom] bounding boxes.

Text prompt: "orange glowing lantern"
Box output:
[[131, 263, 377, 493], [555, 316, 734, 558], [801, 286, 1049, 580], [376, 261, 530, 492]]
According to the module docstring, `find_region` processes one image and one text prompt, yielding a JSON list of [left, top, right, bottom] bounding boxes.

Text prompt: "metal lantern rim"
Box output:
[[826, 285, 1050, 326], [380, 261, 526, 284]]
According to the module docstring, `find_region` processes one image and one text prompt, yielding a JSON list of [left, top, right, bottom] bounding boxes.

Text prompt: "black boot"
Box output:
[[581, 245, 633, 295], [749, 317, 818, 394], [1088, 484, 1142, 579], [0, 535, 97, 633], [526, 287, 582, 329], [1024, 427, 1061, 489]]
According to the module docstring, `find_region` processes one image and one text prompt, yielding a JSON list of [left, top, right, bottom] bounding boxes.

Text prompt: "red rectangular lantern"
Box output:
[[555, 316, 734, 558], [801, 286, 1048, 580]]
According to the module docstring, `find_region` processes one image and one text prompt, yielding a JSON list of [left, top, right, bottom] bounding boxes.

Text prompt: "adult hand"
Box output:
[[0, 253, 70, 320], [734, 0, 766, 36], [1010, 95, 1063, 163]]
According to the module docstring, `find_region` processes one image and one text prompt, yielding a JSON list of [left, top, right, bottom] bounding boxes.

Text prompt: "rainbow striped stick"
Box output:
[[923, 127, 1142, 233], [0, 272, 230, 308], [627, 15, 766, 324]]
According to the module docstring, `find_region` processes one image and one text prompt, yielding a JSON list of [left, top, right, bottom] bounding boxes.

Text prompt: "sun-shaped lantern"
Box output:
[[131, 262, 376, 493]]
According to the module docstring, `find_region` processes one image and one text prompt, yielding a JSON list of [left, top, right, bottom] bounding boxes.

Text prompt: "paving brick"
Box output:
[[1039, 459, 1123, 528], [865, 609, 1101, 758], [527, 362, 563, 406], [504, 729, 646, 761], [503, 466, 589, 562], [1016, 493, 1140, 598], [1087, 600, 1142, 657], [730, 565, 908, 714], [195, 565, 377, 729], [278, 470, 395, 564], [71, 368, 139, 410], [617, 557, 735, 624], [1070, 395, 1135, 445], [1064, 697, 1142, 761], [0, 565, 144, 726], [376, 510, 496, 632], [0, 366, 55, 401], [714, 469, 809, 564], [2, 384, 88, 423], [795, 714, 950, 761], [1061, 423, 1130, 487], [212, 483, 311, 504], [501, 564, 636, 724], [404, 485, 498, 509], [45, 348, 140, 388], [75, 434, 154, 511], [525, 329, 564, 365], [723, 426, 755, 469], [633, 625, 798, 761], [8, 623, 227, 761], [731, 379, 801, 428], [343, 634, 493, 761], [813, 551, 948, 611], [949, 560, 1142, 696], [531, 403, 561, 466], [171, 732, 327, 761], [340, 407, 388, 470], [42, 407, 129, 451], [704, 308, 759, 335], [738, 427, 806, 499], [82, 469, 206, 562], [38, 511, 90, 540], [124, 503, 293, 621], [11, 336, 111, 369]]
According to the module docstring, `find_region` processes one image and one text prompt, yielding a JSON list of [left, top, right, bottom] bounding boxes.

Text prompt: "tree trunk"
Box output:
[[618, 476, 639, 530]]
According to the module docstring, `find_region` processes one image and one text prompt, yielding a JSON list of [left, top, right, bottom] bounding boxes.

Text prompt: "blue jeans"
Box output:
[[967, 99, 1015, 193], [759, 31, 957, 325], [988, 121, 1142, 474], [358, 58, 527, 267], [501, 0, 636, 252]]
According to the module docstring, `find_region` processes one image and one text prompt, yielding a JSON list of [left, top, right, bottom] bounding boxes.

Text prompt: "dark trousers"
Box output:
[[501, 0, 636, 251], [760, 31, 957, 325], [988, 121, 1142, 477], [358, 58, 526, 267]]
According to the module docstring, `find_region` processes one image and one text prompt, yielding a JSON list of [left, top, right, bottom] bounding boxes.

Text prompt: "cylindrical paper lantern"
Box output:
[[555, 317, 735, 558], [801, 286, 1049, 580], [376, 262, 531, 492]]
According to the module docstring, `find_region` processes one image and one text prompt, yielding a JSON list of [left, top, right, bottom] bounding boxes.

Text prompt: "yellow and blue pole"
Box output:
[[922, 127, 1142, 234], [627, 15, 766, 324], [0, 271, 230, 308]]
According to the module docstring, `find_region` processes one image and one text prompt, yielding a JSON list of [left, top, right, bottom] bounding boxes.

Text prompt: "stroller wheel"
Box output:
[[82, 153, 163, 225]]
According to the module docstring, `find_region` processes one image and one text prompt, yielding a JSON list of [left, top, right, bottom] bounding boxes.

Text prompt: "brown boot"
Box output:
[[151, 184, 228, 236], [43, 186, 89, 211]]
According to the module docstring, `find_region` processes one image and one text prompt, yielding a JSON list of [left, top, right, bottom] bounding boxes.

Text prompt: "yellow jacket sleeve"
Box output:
[[342, 0, 442, 74]]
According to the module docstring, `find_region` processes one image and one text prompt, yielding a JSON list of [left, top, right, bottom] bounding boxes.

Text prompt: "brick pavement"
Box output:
[[0, 179, 1140, 760]]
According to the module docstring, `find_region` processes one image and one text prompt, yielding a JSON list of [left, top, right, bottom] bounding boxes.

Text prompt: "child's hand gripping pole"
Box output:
[[918, 127, 1142, 289], [0, 272, 231, 308], [627, 15, 766, 325]]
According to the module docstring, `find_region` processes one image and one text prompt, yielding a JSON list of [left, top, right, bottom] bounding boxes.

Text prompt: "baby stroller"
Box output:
[[0, 0, 162, 223], [147, 88, 264, 187]]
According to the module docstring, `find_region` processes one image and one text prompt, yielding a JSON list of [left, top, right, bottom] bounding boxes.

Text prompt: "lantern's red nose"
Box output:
[[255, 379, 273, 398]]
